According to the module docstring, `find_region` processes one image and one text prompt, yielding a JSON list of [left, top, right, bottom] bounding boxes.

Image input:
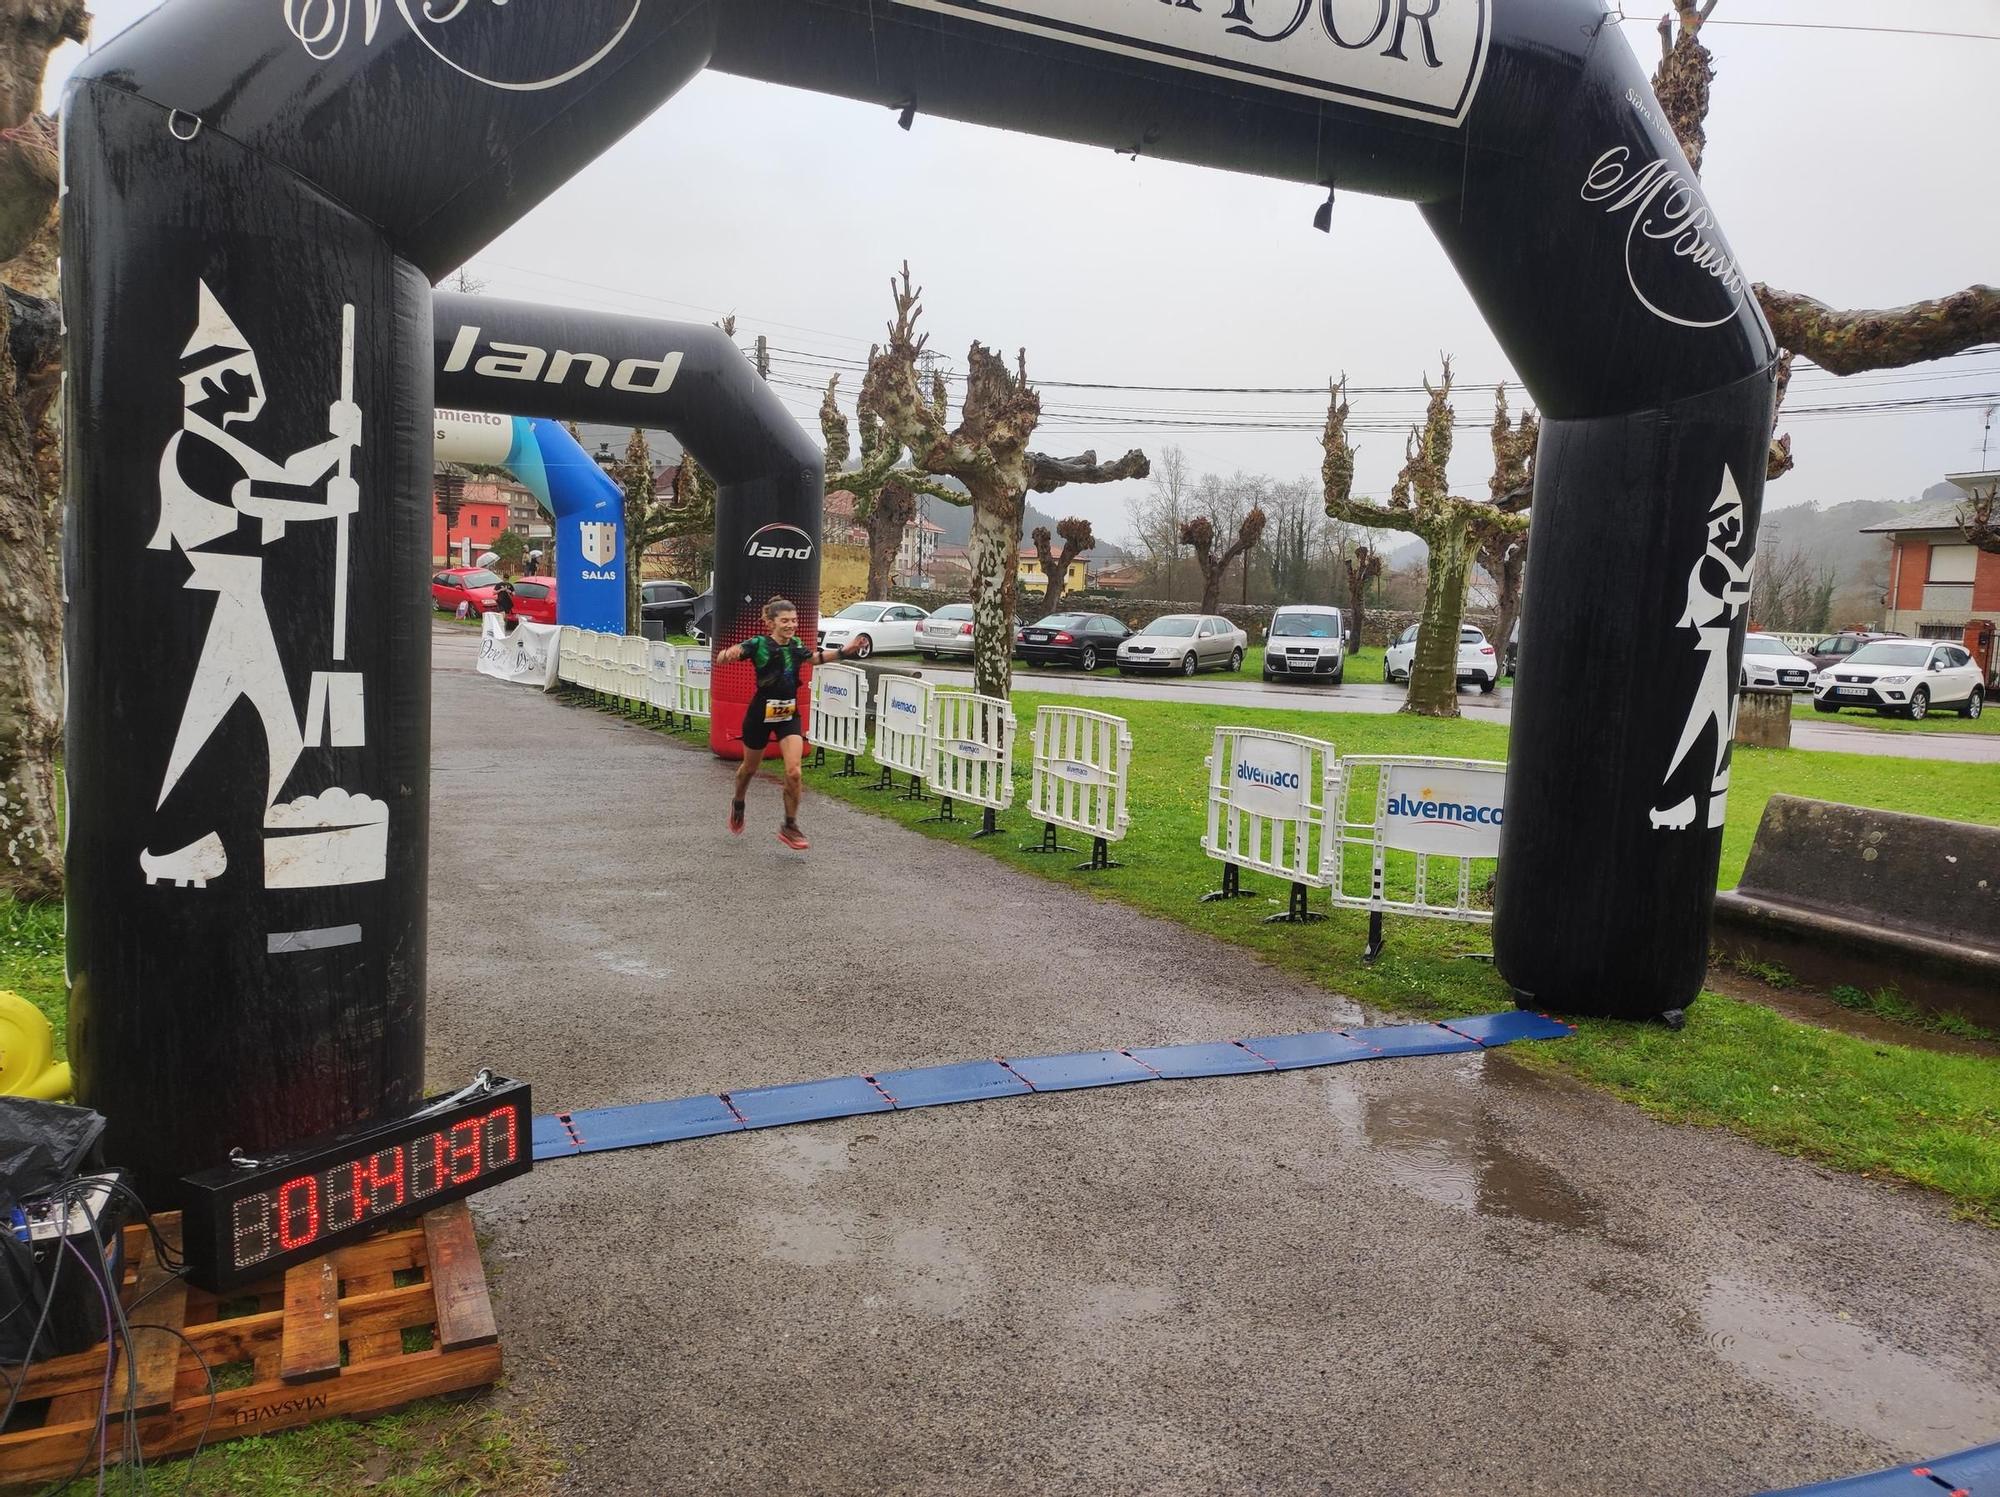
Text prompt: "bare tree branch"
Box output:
[[1753, 283, 2000, 376], [1032, 515, 1096, 613], [1956, 483, 2000, 556], [1027, 448, 1150, 492]]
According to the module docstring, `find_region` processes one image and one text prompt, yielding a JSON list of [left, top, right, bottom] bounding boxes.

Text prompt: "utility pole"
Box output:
[[754, 334, 769, 380]]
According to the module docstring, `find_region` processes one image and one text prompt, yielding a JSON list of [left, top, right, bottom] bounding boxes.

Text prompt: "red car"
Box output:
[[509, 578, 556, 625], [431, 567, 503, 615]]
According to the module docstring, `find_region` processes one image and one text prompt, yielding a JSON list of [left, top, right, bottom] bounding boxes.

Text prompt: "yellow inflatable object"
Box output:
[[0, 990, 72, 1101]]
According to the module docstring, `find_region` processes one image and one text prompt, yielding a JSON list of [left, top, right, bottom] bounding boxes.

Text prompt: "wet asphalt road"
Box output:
[[918, 661, 2000, 763], [427, 627, 2000, 1497]]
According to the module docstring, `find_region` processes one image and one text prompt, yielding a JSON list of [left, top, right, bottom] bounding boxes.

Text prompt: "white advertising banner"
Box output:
[[886, 0, 1490, 126], [680, 648, 713, 718], [875, 676, 935, 780], [477, 613, 561, 690], [433, 407, 513, 466], [812, 663, 870, 759], [815, 664, 866, 721], [1029, 706, 1132, 846], [1379, 762, 1506, 858], [1226, 734, 1310, 821]]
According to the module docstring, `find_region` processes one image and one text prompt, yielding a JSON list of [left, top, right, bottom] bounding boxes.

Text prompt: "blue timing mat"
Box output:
[[533, 1011, 1574, 1162], [1757, 1442, 2000, 1496]]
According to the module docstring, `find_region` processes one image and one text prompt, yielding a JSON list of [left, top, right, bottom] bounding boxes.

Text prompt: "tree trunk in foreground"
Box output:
[[968, 492, 1022, 699], [1406, 525, 1473, 717]]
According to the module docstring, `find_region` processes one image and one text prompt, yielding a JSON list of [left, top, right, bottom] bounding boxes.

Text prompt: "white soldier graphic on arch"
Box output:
[[141, 281, 388, 892], [1651, 466, 1754, 833]]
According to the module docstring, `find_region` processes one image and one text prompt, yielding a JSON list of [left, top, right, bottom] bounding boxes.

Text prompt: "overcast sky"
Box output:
[[46, 1, 2000, 548]]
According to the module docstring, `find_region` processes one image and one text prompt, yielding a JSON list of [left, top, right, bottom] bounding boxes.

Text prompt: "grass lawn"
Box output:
[[36, 1400, 558, 1496], [1793, 695, 1998, 734], [787, 686, 2000, 1225]]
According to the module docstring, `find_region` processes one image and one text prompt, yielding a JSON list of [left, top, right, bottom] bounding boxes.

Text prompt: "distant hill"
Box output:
[[1758, 490, 1957, 589]]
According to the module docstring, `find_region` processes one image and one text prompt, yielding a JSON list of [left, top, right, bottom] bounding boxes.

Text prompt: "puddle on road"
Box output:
[[758, 1131, 854, 1187], [886, 1224, 992, 1318], [746, 1207, 865, 1267], [1701, 1276, 2000, 1450], [1324, 1062, 1605, 1233]]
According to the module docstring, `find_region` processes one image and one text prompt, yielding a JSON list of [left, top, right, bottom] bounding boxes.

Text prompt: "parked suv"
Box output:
[[1805, 630, 1903, 673], [1812, 638, 1985, 720], [1262, 605, 1345, 684], [1383, 622, 1500, 693]]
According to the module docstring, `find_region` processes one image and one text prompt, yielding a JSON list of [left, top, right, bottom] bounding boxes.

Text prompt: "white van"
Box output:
[[1262, 605, 1346, 684]]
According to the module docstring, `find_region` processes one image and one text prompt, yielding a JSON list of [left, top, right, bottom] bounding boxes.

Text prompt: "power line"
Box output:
[[1619, 15, 2000, 44]]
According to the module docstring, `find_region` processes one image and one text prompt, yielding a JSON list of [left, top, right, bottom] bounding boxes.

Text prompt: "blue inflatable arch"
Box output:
[[434, 407, 629, 634]]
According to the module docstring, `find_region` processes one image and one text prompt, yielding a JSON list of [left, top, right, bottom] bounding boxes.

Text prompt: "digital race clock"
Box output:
[[181, 1073, 532, 1291]]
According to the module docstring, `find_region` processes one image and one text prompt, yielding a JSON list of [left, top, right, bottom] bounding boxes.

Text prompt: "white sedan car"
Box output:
[[1812, 638, 1986, 720], [1383, 623, 1500, 693], [1739, 633, 1817, 691], [818, 601, 930, 658]]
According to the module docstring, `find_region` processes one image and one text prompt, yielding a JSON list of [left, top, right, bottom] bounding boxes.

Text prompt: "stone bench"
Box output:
[[1711, 795, 2000, 1027]]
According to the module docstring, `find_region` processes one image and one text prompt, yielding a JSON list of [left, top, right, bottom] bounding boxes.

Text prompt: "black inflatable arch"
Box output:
[[64, 0, 1773, 1194], [434, 290, 825, 754]]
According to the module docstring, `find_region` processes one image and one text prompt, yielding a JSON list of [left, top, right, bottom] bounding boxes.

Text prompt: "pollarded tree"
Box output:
[[1959, 482, 2000, 555], [616, 427, 675, 628], [1652, 0, 1997, 529], [0, 3, 89, 900], [861, 263, 1148, 697], [661, 443, 716, 584], [1478, 385, 1538, 671], [1031, 517, 1095, 616], [819, 372, 958, 598], [1179, 509, 1266, 616], [1341, 542, 1383, 656], [1321, 366, 1528, 717]]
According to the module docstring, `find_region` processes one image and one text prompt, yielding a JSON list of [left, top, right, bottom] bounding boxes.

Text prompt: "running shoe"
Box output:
[[728, 800, 746, 835], [777, 823, 810, 852]]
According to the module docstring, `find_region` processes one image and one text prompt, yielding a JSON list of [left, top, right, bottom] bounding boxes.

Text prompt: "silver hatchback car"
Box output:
[[915, 601, 975, 659], [1116, 614, 1248, 675]]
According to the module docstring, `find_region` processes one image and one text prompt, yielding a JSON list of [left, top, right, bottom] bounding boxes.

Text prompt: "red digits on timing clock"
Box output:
[[446, 1117, 482, 1185], [275, 1175, 321, 1252]]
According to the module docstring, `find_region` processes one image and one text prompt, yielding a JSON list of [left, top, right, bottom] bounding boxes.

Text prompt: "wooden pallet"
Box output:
[[0, 1201, 501, 1486]]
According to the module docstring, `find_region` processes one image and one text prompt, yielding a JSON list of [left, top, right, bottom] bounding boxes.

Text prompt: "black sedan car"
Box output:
[[641, 580, 703, 633], [1015, 612, 1132, 671]]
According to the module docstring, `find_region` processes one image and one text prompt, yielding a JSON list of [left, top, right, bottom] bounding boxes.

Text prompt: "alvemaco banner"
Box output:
[[1380, 763, 1506, 858], [1227, 733, 1309, 821], [478, 614, 562, 691]]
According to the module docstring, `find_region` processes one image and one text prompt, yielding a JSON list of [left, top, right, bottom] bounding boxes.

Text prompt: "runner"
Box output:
[[715, 597, 860, 850]]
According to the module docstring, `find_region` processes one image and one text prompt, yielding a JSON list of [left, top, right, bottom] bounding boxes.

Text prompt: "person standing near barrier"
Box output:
[[716, 597, 860, 850]]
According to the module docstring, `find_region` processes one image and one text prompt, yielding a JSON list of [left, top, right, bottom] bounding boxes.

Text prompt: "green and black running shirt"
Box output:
[[739, 635, 815, 704]]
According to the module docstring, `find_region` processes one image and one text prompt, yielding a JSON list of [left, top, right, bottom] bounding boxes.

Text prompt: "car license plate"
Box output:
[[1836, 687, 1868, 696], [1026, 633, 1048, 642]]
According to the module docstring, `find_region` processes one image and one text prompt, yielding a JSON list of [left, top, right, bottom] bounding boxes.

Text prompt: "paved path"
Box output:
[[918, 662, 2000, 762], [429, 626, 2000, 1497]]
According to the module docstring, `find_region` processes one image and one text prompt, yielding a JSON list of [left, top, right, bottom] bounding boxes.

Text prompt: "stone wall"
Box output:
[[822, 544, 871, 617]]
